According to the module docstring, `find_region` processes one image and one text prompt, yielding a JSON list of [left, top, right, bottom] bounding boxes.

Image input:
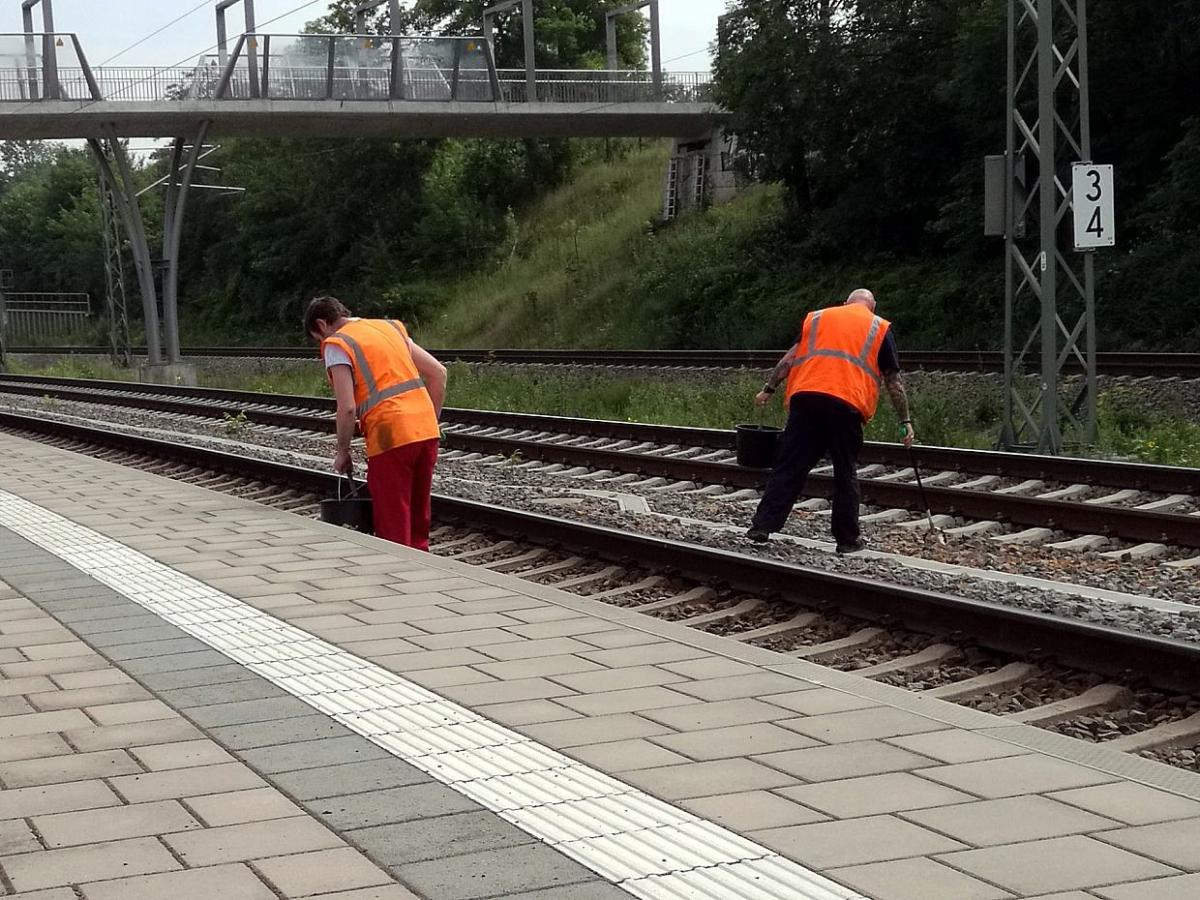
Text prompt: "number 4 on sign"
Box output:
[[1072, 163, 1116, 251]]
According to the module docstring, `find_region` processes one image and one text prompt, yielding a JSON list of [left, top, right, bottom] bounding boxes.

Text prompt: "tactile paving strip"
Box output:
[[0, 489, 865, 900]]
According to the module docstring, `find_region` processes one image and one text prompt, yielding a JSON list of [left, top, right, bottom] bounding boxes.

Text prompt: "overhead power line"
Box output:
[[96, 0, 212, 67], [10, 0, 325, 115], [662, 46, 711, 65]]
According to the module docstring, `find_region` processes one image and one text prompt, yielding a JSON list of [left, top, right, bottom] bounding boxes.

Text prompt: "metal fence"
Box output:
[[0, 32, 98, 101], [496, 69, 713, 104], [1, 294, 93, 343], [0, 32, 713, 105]]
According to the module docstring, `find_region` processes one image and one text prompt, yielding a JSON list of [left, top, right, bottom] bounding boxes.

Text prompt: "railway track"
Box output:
[[9, 346, 1200, 377], [2, 372, 1198, 555], [3, 409, 1200, 773]]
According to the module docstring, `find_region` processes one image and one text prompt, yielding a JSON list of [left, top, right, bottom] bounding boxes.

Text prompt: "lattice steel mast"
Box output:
[[99, 177, 132, 368], [1001, 0, 1098, 453]]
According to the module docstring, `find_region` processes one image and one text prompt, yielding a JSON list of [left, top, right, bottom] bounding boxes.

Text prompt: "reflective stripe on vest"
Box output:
[[334, 330, 426, 418], [791, 311, 885, 385]]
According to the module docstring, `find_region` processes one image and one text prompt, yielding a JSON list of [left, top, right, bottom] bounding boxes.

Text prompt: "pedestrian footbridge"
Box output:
[[0, 32, 723, 140]]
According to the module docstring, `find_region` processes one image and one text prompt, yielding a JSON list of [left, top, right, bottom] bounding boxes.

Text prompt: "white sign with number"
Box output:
[[1072, 163, 1115, 250]]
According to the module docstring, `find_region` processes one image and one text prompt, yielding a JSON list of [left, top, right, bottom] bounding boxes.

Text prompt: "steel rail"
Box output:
[[2, 407, 1197, 692], [1, 372, 1198, 493], [8, 346, 1200, 376], [2, 374, 1198, 547], [442, 431, 1200, 549]]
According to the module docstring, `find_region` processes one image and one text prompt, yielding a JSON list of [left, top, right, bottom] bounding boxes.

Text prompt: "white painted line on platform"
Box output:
[[0, 489, 866, 900]]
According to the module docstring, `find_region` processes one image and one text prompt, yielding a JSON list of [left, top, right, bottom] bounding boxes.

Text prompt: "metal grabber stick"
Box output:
[[905, 435, 945, 545]]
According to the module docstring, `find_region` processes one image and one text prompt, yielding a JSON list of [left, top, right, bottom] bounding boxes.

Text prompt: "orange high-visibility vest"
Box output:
[[321, 319, 439, 457], [785, 304, 891, 421]]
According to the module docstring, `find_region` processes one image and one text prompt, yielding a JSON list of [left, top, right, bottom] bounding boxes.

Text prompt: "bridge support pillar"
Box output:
[[88, 122, 212, 376], [661, 129, 739, 222]]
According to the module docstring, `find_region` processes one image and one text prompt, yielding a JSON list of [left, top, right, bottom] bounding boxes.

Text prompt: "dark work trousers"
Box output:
[[751, 393, 865, 544]]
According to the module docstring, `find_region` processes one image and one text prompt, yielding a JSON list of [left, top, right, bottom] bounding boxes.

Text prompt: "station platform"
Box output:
[[2, 430, 1200, 900]]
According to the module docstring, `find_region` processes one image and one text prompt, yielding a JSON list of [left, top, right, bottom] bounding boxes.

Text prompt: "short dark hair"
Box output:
[[304, 296, 350, 338]]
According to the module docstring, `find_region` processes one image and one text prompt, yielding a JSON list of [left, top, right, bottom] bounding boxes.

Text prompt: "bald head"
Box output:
[[845, 289, 877, 312]]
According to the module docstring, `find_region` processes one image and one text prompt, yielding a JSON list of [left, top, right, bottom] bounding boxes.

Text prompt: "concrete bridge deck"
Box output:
[[0, 98, 725, 140]]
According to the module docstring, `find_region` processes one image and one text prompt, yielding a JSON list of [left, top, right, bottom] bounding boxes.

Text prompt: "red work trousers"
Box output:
[[366, 438, 439, 550]]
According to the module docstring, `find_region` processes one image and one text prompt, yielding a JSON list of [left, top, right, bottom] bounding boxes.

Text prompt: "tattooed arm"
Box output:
[[755, 344, 798, 407], [884, 370, 915, 446]]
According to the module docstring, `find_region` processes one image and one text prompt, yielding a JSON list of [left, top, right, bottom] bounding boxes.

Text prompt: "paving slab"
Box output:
[[79, 863, 277, 900], [35, 799, 203, 848], [351, 811, 536, 867], [394, 843, 600, 900], [780, 772, 974, 819], [237, 735, 393, 774], [0, 836, 181, 892], [651, 722, 821, 760], [267, 759, 432, 802], [312, 782, 481, 830], [916, 753, 1118, 798], [109, 762, 268, 802], [0, 748, 142, 788], [128, 739, 235, 771], [750, 815, 967, 869], [254, 847, 395, 896], [680, 790, 829, 831], [828, 856, 1016, 900], [1094, 816, 1200, 869], [184, 787, 306, 827], [902, 795, 1121, 846], [937, 835, 1179, 895], [1093, 874, 1200, 900], [1049, 781, 1200, 826]]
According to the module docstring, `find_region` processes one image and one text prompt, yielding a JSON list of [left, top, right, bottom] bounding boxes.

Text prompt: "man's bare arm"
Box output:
[[884, 371, 910, 421], [885, 370, 915, 446], [329, 364, 357, 472], [410, 339, 447, 420], [764, 343, 799, 393]]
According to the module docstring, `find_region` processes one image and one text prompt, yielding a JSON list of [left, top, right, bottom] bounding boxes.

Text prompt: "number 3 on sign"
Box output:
[[1072, 163, 1116, 251]]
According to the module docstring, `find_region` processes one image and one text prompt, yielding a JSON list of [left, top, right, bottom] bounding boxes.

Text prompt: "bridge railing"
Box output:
[[0, 33, 100, 101], [214, 34, 502, 102], [0, 32, 715, 105], [496, 69, 713, 104]]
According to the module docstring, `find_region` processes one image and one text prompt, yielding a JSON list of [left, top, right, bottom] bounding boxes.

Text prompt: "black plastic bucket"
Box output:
[[320, 475, 374, 535], [735, 425, 782, 469]]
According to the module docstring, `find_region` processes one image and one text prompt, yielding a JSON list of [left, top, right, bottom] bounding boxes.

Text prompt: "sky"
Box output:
[[0, 0, 725, 71]]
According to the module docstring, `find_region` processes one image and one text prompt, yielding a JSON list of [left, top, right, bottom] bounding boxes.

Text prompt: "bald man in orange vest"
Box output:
[[306, 296, 447, 550], [747, 289, 915, 553]]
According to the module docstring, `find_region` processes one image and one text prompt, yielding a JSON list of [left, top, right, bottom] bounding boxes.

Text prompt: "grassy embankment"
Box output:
[[414, 144, 980, 353]]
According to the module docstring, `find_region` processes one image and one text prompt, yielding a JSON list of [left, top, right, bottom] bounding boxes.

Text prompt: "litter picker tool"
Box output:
[[905, 438, 946, 546]]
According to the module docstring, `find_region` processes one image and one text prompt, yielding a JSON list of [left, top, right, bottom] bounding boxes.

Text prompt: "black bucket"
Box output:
[[320, 475, 374, 535], [735, 424, 782, 469]]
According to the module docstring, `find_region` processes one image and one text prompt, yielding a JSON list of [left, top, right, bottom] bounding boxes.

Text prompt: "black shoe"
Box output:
[[746, 528, 770, 544], [836, 538, 867, 555]]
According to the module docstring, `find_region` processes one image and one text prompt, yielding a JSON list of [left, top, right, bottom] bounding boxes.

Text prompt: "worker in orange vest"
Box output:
[[747, 289, 915, 553], [305, 296, 447, 550]]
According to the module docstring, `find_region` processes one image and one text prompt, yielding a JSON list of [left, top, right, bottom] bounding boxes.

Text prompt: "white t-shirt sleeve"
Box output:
[[323, 344, 352, 369]]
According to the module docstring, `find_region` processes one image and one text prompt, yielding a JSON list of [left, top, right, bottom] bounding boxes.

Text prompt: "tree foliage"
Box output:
[[713, 0, 1200, 349], [310, 0, 648, 69]]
